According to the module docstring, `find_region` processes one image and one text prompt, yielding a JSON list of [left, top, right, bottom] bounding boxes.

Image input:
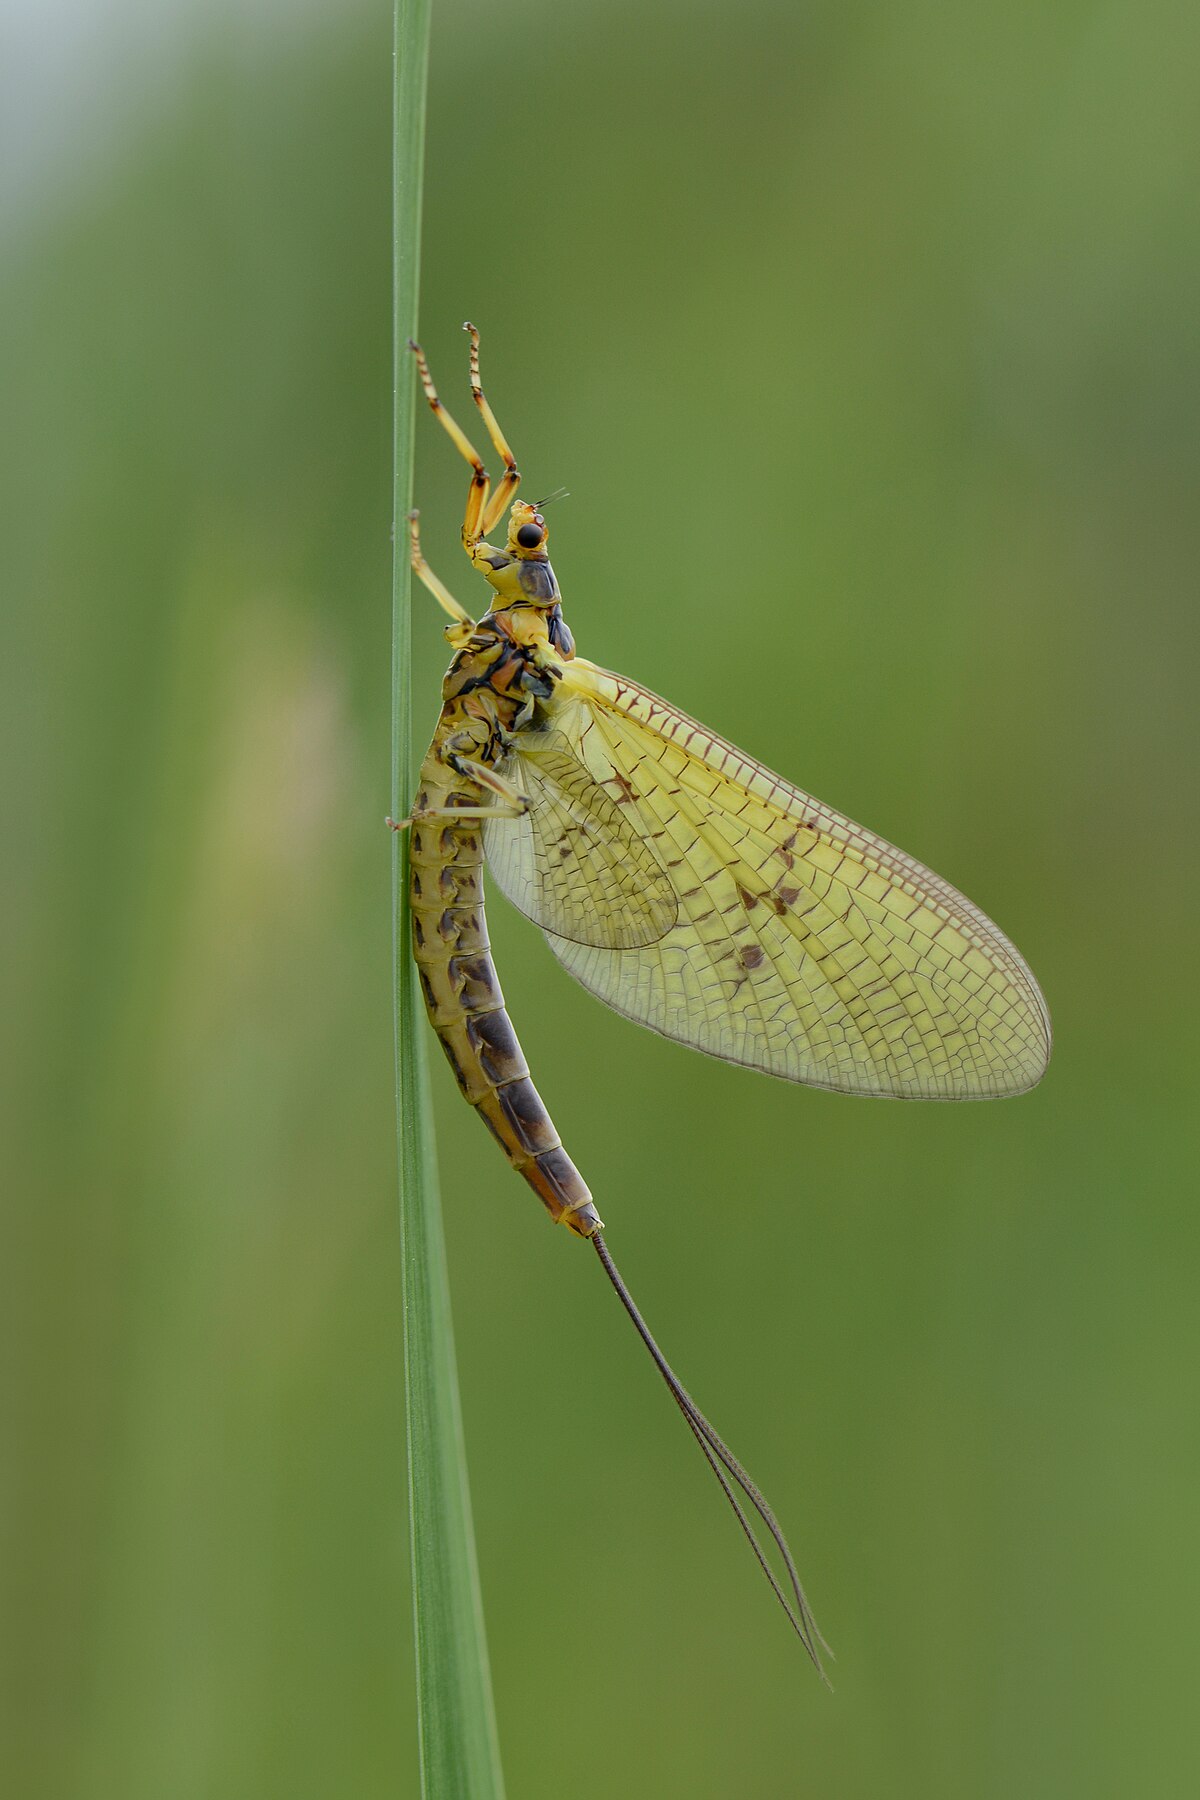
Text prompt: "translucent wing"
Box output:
[[519, 659, 1051, 1100], [483, 731, 677, 949]]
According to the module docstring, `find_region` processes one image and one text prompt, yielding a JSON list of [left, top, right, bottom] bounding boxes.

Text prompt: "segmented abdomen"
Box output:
[[408, 788, 602, 1238]]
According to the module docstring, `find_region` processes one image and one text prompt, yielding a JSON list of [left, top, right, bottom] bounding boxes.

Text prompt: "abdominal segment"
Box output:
[[409, 799, 602, 1237]]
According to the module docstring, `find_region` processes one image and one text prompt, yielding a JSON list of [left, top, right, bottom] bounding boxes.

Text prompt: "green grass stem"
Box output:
[[392, 3, 507, 1794]]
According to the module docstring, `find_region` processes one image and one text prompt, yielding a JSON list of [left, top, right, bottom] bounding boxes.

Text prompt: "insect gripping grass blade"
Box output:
[[398, 323, 1051, 1673]]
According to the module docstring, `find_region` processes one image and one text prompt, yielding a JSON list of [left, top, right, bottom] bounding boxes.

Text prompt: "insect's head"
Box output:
[[506, 499, 549, 558]]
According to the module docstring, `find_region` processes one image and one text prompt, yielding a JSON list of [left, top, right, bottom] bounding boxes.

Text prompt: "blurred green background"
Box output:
[[5, 1, 1198, 1795]]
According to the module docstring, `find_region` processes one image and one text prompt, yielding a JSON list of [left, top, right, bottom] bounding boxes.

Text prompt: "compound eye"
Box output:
[[516, 521, 545, 549]]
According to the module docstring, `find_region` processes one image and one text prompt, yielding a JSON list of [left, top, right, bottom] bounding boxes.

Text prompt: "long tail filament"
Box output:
[[592, 1231, 832, 1683]]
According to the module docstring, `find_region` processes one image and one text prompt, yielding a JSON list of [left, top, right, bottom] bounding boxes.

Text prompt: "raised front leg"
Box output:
[[465, 323, 522, 537], [408, 324, 523, 556]]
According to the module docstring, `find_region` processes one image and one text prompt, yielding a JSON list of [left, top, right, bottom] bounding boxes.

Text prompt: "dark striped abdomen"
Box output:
[[408, 799, 602, 1238]]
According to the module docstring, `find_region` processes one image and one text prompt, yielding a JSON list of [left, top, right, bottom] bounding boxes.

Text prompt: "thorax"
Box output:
[[426, 603, 574, 779]]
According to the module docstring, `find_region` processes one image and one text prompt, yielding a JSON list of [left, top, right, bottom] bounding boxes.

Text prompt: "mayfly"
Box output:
[[396, 324, 1051, 1677]]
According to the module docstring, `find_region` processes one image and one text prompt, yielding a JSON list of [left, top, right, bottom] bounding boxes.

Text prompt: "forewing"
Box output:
[[536, 662, 1051, 1100], [483, 731, 678, 950]]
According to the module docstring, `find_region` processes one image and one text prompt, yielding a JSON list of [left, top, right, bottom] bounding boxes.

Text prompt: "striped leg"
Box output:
[[464, 322, 522, 535]]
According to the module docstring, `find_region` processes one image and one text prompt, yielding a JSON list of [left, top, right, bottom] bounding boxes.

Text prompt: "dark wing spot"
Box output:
[[608, 772, 637, 805], [737, 884, 761, 912], [738, 944, 766, 972]]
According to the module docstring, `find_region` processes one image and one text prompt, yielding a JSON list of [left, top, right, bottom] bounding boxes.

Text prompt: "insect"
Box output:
[[397, 323, 1051, 1678]]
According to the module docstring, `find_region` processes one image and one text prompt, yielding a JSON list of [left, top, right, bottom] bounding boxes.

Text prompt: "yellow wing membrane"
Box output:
[[489, 657, 1051, 1101], [483, 732, 678, 948]]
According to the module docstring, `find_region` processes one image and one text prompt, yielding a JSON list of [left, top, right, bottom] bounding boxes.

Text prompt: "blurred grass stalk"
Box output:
[[392, 0, 507, 1794]]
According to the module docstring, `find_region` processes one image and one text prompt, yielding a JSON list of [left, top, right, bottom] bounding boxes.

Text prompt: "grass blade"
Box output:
[[392, 2, 507, 1793]]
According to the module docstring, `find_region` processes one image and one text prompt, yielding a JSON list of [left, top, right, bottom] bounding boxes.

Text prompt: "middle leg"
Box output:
[[408, 510, 475, 632]]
